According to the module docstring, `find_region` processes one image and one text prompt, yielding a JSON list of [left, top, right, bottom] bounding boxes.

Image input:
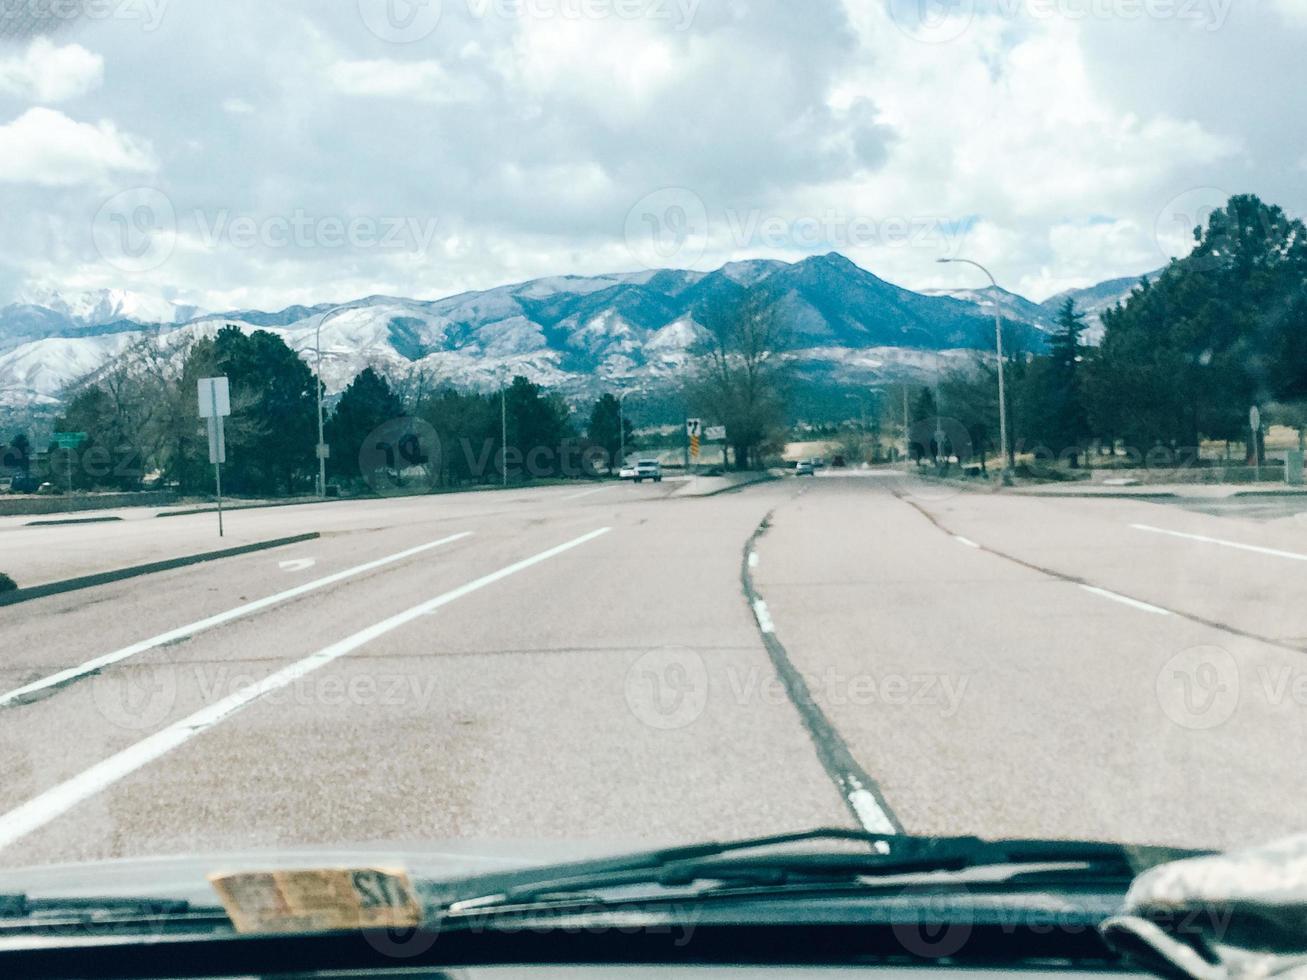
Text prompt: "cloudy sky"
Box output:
[[0, 0, 1303, 312]]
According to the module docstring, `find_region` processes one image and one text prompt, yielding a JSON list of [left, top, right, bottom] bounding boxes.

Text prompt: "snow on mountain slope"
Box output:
[[0, 257, 1158, 409], [0, 334, 138, 407], [1039, 270, 1162, 341], [17, 287, 204, 327], [923, 285, 1057, 333]]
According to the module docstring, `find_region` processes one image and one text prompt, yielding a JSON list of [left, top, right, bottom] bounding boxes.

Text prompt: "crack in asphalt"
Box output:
[[740, 510, 904, 837], [893, 490, 1307, 658]]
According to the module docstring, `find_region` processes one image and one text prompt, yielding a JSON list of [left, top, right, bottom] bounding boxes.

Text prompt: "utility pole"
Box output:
[[501, 377, 509, 488], [937, 258, 1012, 484]]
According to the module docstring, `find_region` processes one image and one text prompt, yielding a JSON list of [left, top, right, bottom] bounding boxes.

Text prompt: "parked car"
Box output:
[[618, 462, 638, 480], [633, 460, 662, 483], [795, 459, 816, 476]]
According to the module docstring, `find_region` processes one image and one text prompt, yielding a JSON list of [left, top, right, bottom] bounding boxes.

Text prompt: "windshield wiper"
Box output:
[[434, 828, 1207, 912], [0, 893, 229, 934]]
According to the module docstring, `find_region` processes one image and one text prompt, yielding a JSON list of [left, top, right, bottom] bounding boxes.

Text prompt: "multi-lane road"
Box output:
[[2, 474, 1305, 870]]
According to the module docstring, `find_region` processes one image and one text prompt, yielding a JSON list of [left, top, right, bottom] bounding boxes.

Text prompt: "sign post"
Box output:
[[686, 418, 703, 472], [707, 425, 727, 468], [199, 377, 231, 538], [53, 432, 86, 494], [1250, 405, 1262, 483]]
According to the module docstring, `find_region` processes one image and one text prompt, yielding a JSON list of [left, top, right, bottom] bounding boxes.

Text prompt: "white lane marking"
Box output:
[[562, 486, 615, 501], [0, 527, 612, 852], [279, 559, 316, 572], [848, 788, 897, 837], [1080, 585, 1171, 616], [752, 599, 776, 634], [748, 551, 759, 569], [1132, 523, 1307, 562], [954, 536, 980, 549], [0, 532, 474, 709]]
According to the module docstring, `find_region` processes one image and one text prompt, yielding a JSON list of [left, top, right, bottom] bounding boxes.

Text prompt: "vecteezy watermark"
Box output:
[[888, 0, 1232, 45], [1155, 186, 1230, 273], [92, 188, 441, 274], [1156, 645, 1240, 730], [360, 417, 443, 497], [0, 0, 170, 37], [357, 0, 444, 43], [624, 187, 710, 270], [91, 659, 442, 731], [623, 188, 965, 270], [623, 652, 969, 731], [624, 647, 710, 730], [93, 187, 177, 275]]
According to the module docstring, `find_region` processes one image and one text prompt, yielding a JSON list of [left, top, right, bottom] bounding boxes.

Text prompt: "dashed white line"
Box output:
[[0, 527, 612, 852], [1080, 585, 1171, 616], [1132, 523, 1307, 562], [752, 598, 776, 634], [954, 536, 980, 549], [847, 787, 898, 838], [0, 532, 473, 710]]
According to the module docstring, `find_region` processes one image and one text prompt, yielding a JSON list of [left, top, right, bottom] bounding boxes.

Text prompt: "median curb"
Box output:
[[0, 532, 321, 608]]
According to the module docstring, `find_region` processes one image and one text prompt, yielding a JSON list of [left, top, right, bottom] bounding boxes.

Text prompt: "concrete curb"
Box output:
[[25, 516, 125, 527], [0, 532, 320, 608]]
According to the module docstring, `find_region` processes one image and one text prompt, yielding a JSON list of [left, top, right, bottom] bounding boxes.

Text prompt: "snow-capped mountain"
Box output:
[[0, 255, 1157, 409], [922, 284, 1058, 333], [15, 287, 204, 329], [1040, 270, 1163, 342]]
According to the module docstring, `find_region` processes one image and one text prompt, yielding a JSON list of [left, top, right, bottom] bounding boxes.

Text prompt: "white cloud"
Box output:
[[327, 58, 462, 102], [0, 108, 155, 187], [221, 97, 255, 115], [1273, 0, 1307, 27], [0, 38, 104, 103]]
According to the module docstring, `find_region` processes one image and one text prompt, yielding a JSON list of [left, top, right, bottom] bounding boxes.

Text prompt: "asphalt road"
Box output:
[[1, 474, 1304, 870]]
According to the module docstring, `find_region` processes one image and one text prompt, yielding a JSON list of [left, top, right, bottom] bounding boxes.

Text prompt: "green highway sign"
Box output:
[[53, 432, 87, 450]]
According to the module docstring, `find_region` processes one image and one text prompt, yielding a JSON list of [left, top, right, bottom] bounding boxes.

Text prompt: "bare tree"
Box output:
[[689, 291, 791, 470]]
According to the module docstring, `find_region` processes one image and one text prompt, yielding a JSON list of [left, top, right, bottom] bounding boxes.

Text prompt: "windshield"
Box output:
[[0, 0, 1303, 952]]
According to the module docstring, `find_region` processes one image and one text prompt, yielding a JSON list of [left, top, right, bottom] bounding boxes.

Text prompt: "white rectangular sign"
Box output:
[[686, 419, 703, 438], [706, 426, 726, 441], [199, 377, 231, 419]]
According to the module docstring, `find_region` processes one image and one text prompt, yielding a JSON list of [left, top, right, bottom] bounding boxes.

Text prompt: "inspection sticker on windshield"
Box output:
[[209, 867, 422, 934]]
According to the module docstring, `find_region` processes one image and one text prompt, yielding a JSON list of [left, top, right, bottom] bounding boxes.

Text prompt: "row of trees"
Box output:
[[3, 324, 663, 496], [932, 194, 1307, 467]]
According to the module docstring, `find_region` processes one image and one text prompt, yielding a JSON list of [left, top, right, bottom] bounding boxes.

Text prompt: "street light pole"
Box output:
[[937, 257, 1011, 485], [501, 376, 509, 489], [313, 309, 347, 499], [618, 388, 636, 471]]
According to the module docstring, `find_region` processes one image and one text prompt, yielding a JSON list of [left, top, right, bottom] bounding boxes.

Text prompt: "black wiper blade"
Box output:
[[0, 893, 219, 928], [434, 828, 1207, 912]]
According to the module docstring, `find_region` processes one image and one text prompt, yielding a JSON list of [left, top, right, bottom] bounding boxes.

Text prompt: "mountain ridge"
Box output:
[[0, 255, 1156, 409]]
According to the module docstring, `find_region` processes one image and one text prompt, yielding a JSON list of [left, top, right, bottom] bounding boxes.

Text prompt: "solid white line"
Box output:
[[0, 527, 612, 852], [0, 532, 474, 709], [1132, 523, 1307, 562], [954, 536, 980, 549], [1080, 585, 1171, 616], [752, 598, 776, 634], [748, 551, 759, 569]]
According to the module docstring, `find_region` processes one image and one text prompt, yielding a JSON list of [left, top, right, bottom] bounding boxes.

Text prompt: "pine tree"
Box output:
[[326, 368, 404, 480]]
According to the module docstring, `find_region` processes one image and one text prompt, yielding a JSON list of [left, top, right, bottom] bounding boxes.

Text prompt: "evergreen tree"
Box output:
[[326, 368, 404, 480], [586, 393, 633, 472]]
